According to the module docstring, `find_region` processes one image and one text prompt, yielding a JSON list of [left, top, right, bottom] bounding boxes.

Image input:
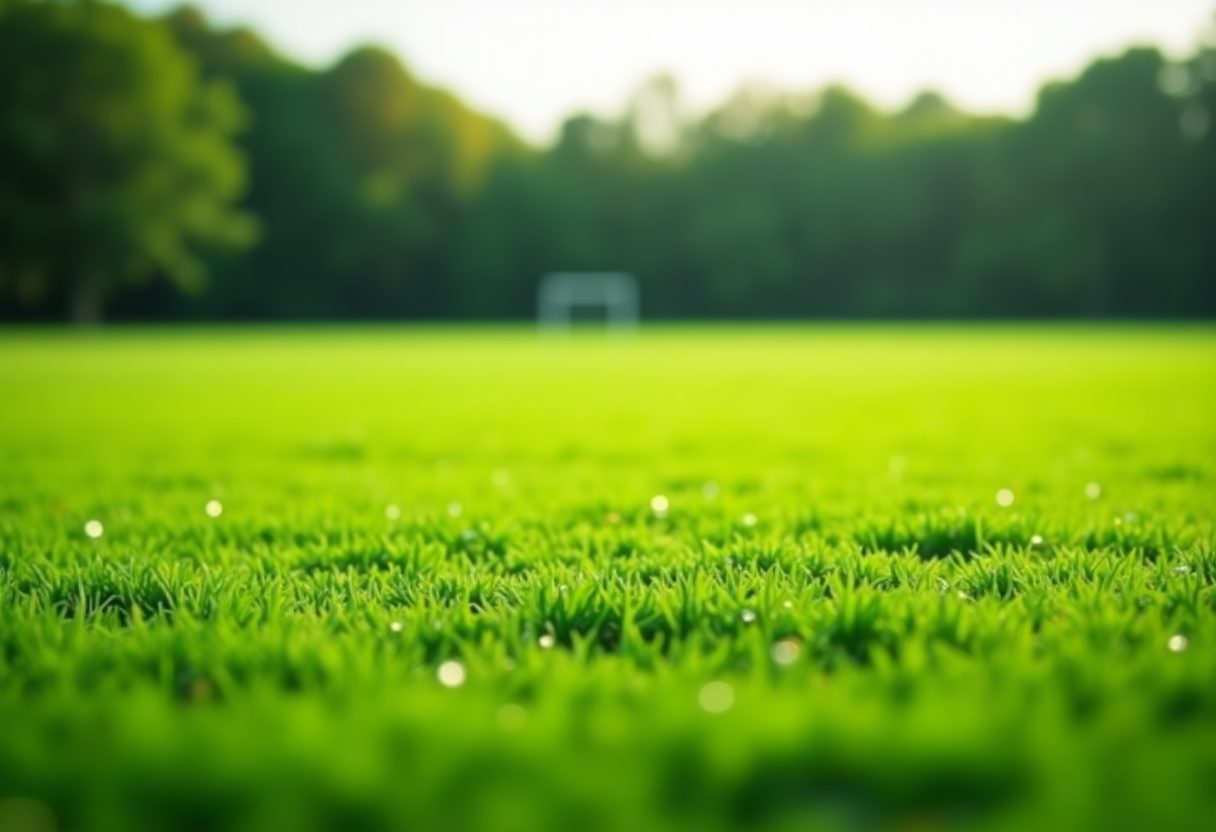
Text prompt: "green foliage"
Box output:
[[954, 48, 1216, 316], [4, 4, 1214, 321], [0, 0, 256, 321], [1, 326, 1214, 830], [151, 9, 521, 321]]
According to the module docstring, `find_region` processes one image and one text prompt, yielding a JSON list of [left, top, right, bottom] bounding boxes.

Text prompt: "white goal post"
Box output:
[[537, 272, 639, 332]]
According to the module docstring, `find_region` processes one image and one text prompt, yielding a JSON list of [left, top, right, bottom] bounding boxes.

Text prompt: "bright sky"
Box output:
[[124, 0, 1214, 142]]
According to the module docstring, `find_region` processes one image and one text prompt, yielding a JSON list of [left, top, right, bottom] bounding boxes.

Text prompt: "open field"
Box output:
[[1, 326, 1215, 832]]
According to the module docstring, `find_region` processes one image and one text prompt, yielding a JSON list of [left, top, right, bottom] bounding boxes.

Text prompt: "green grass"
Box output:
[[1, 325, 1214, 832]]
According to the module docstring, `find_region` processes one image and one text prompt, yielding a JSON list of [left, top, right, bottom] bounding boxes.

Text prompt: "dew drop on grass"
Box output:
[[205, 500, 223, 518], [84, 520, 104, 539], [741, 609, 757, 624], [650, 494, 669, 517], [538, 634, 555, 650], [741, 513, 757, 527], [1174, 564, 1191, 576], [385, 504, 401, 520], [771, 639, 801, 666], [447, 502, 463, 518], [1030, 534, 1044, 546], [390, 621, 404, 633], [699, 681, 734, 713], [1168, 634, 1189, 653], [782, 600, 793, 609], [437, 661, 466, 687], [496, 703, 526, 731], [1085, 482, 1101, 500], [996, 489, 1015, 507]]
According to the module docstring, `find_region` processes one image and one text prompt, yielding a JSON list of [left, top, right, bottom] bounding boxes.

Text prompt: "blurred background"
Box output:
[[0, 0, 1213, 324]]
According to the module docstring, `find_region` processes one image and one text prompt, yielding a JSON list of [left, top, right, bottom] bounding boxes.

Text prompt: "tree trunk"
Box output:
[[70, 275, 102, 325]]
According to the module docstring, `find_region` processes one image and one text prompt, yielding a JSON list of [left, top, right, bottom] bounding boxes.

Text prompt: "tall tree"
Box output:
[[0, 0, 256, 321]]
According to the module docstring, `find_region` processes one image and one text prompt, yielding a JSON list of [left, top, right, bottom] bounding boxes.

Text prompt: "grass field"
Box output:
[[1, 325, 1215, 832]]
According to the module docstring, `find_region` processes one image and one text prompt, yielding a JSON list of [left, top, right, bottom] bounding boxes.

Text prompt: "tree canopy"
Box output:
[[0, 0, 256, 321], [2, 2, 1213, 321]]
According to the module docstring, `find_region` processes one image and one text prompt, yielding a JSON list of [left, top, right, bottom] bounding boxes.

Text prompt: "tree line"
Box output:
[[1, 0, 1214, 322]]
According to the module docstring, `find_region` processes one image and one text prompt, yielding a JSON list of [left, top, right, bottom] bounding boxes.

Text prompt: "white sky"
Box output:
[[124, 0, 1214, 142]]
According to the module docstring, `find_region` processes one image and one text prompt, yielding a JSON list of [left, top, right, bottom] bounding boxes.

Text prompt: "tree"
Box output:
[[0, 0, 256, 322], [160, 10, 522, 320]]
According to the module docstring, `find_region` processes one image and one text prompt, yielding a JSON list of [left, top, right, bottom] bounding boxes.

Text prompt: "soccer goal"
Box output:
[[537, 272, 639, 332]]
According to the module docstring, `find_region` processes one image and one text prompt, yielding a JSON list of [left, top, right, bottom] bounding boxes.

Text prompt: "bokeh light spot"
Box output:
[[437, 660, 466, 687], [771, 639, 801, 666], [699, 681, 735, 713]]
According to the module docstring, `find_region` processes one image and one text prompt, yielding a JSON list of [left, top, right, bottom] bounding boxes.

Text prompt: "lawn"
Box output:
[[1, 325, 1214, 832]]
